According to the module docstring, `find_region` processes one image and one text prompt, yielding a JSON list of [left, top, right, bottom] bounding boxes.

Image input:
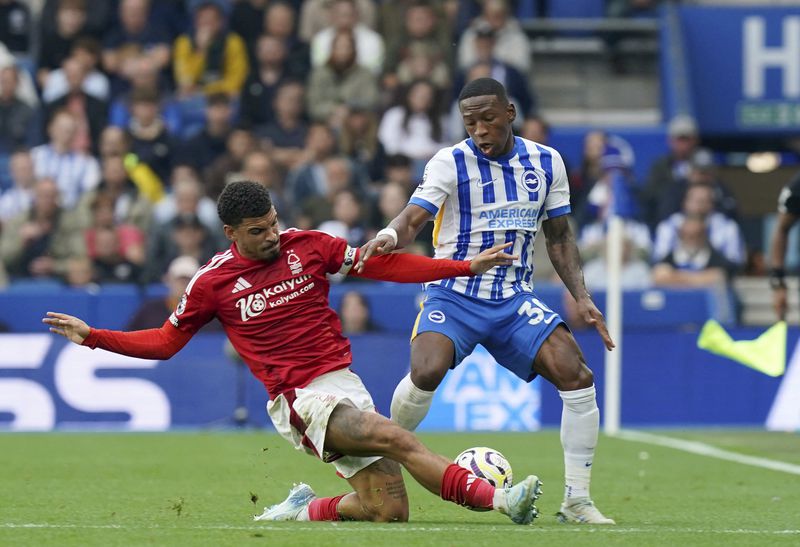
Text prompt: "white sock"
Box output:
[[559, 384, 599, 502], [296, 506, 310, 521], [390, 373, 435, 431], [492, 488, 508, 514]]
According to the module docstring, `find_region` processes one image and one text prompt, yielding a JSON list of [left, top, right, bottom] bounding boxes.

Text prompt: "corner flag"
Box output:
[[697, 320, 787, 377]]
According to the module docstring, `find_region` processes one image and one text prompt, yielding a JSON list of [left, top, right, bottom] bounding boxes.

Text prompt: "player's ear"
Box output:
[[223, 224, 237, 242], [507, 102, 516, 124]]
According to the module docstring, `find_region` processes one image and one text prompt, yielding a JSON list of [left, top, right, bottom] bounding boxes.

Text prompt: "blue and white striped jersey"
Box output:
[[409, 137, 571, 300]]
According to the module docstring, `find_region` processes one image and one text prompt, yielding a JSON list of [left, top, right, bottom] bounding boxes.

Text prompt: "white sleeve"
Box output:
[[542, 148, 571, 220], [408, 148, 456, 216]]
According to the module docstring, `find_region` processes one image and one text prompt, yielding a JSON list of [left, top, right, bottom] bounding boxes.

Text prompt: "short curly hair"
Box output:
[[217, 180, 273, 227]]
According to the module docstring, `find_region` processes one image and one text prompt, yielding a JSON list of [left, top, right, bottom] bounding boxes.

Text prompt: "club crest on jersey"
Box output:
[[522, 169, 542, 193], [287, 249, 303, 275], [175, 293, 187, 315]]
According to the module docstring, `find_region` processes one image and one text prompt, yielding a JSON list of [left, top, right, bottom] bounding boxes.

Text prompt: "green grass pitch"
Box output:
[[1, 430, 798, 546]]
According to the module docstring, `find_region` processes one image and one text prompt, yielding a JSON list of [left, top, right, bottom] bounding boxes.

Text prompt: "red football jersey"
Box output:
[[169, 229, 359, 398]]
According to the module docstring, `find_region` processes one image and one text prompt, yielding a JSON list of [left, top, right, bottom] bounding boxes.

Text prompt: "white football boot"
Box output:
[[503, 475, 543, 525], [557, 498, 616, 524], [254, 483, 316, 521]]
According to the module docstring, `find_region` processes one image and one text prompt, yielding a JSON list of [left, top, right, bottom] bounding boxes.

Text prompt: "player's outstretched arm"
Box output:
[[43, 312, 193, 359], [351, 243, 516, 282], [542, 216, 615, 350], [357, 204, 432, 272], [769, 211, 797, 321]]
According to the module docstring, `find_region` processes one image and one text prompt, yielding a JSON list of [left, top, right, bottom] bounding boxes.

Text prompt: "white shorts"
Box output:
[[266, 367, 383, 479]]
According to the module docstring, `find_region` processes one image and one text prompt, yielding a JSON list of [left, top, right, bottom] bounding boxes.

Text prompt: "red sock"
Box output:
[[308, 495, 346, 521], [440, 463, 495, 510]]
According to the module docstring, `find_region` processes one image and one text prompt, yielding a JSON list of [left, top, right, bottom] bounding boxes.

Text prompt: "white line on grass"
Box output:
[[615, 430, 800, 476], [1, 523, 799, 535]]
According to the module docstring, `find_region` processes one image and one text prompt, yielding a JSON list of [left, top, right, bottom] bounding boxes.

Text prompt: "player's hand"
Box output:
[[576, 296, 615, 350], [42, 312, 90, 345], [469, 242, 518, 274], [356, 235, 396, 273], [773, 286, 788, 321]]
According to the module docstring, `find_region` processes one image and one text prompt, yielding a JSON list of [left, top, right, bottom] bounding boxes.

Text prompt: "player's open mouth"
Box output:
[[478, 143, 493, 154]]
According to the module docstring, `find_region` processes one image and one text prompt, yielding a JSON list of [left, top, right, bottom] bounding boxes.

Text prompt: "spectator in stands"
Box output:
[[44, 56, 109, 154], [238, 150, 289, 218], [306, 30, 380, 126], [573, 134, 638, 227], [153, 172, 220, 236], [124, 87, 175, 184], [0, 150, 35, 223], [652, 215, 735, 287], [457, 0, 531, 74], [641, 114, 701, 228], [126, 255, 203, 330], [338, 100, 385, 183], [296, 155, 364, 228], [287, 122, 339, 206], [378, 79, 449, 168], [454, 23, 535, 118], [97, 126, 165, 204], [310, 0, 384, 75], [264, 1, 311, 80], [90, 225, 144, 283], [37, 0, 89, 89], [64, 256, 94, 287], [102, 0, 171, 98], [0, 0, 32, 58], [239, 34, 293, 129], [383, 1, 452, 95], [43, 37, 109, 103], [203, 128, 257, 201], [31, 109, 100, 209], [76, 155, 153, 234], [257, 80, 309, 170], [0, 177, 85, 279], [108, 58, 183, 137], [338, 290, 377, 334], [521, 115, 550, 144], [0, 65, 37, 155], [176, 92, 233, 172], [317, 188, 368, 246], [84, 191, 146, 284], [300, 0, 376, 43], [229, 0, 270, 62], [39, 0, 111, 40], [653, 183, 745, 269], [658, 148, 739, 223], [173, 0, 249, 98], [144, 211, 219, 282], [581, 234, 652, 291], [382, 153, 415, 189]]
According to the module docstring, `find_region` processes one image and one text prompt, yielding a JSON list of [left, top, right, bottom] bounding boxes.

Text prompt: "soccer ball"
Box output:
[[455, 446, 513, 489]]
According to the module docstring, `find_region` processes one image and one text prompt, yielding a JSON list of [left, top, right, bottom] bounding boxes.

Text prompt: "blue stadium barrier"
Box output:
[[548, 0, 604, 19], [0, 328, 793, 430], [0, 282, 729, 333]]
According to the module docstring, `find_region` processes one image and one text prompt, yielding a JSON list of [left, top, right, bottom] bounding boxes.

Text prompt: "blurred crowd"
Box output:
[[0, 0, 740, 301]]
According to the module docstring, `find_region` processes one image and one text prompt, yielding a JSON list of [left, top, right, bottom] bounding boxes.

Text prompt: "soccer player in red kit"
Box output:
[[44, 181, 543, 524]]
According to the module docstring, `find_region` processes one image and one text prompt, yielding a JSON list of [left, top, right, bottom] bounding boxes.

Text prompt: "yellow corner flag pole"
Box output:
[[697, 320, 787, 377]]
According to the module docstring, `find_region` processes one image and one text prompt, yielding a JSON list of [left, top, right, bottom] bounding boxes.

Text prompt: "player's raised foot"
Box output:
[[556, 498, 616, 525], [254, 483, 316, 521], [503, 475, 543, 525]]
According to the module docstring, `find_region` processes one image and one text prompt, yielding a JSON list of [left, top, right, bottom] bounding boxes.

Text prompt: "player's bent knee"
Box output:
[[559, 362, 593, 391]]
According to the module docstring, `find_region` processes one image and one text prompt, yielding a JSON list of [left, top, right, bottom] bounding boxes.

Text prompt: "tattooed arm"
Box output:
[[543, 216, 615, 350]]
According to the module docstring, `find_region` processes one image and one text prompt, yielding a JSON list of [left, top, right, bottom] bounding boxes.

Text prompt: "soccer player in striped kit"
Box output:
[[360, 78, 617, 524]]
